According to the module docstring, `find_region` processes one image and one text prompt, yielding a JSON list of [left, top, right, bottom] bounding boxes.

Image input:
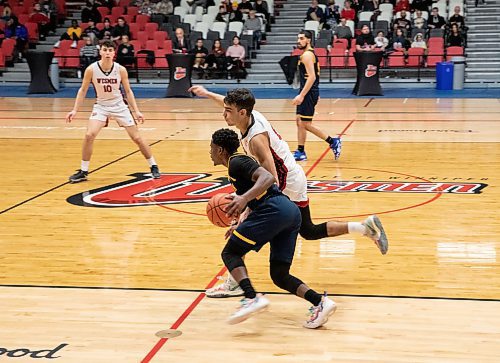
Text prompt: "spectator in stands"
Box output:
[[54, 20, 82, 49], [411, 33, 427, 49], [206, 38, 226, 77], [448, 6, 465, 29], [219, 0, 231, 14], [155, 0, 174, 17], [4, 17, 28, 61], [333, 17, 352, 41], [254, 0, 270, 30], [98, 18, 114, 40], [306, 0, 325, 25], [79, 36, 99, 78], [411, 0, 430, 13], [190, 38, 209, 69], [82, 19, 100, 44], [350, 0, 362, 12], [412, 9, 427, 30], [356, 24, 375, 51], [395, 10, 411, 36], [374, 30, 389, 51], [390, 28, 408, 51], [81, 1, 102, 23], [362, 0, 378, 12], [215, 5, 228, 22], [29, 3, 50, 41], [116, 34, 135, 66], [1, 5, 12, 22], [172, 27, 189, 53], [112, 17, 131, 42], [238, 0, 254, 14], [447, 23, 463, 47], [428, 7, 446, 29], [98, 0, 114, 11], [139, 0, 155, 15], [324, 0, 340, 30], [244, 10, 263, 49], [229, 2, 243, 23], [394, 0, 410, 13], [340, 1, 356, 22], [226, 35, 245, 74], [42, 0, 58, 34]]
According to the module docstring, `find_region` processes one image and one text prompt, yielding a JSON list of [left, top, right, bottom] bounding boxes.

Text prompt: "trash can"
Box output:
[[451, 56, 466, 90], [50, 57, 60, 91], [436, 62, 454, 90]]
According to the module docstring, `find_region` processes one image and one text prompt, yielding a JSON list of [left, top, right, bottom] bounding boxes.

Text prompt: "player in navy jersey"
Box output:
[[65, 40, 161, 183], [210, 128, 336, 328]]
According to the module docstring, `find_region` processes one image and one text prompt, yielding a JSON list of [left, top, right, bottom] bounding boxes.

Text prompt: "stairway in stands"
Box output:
[[465, 0, 500, 84]]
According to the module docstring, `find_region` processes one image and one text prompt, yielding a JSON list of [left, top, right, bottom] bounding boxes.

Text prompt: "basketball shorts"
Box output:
[[281, 166, 308, 206], [229, 195, 301, 264], [296, 88, 319, 121], [90, 102, 136, 127]]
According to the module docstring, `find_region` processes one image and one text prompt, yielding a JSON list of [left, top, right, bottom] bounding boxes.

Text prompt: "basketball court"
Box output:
[[0, 96, 499, 362]]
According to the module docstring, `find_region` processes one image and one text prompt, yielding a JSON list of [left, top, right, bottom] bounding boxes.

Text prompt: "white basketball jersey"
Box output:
[[241, 110, 307, 201], [91, 61, 124, 107]]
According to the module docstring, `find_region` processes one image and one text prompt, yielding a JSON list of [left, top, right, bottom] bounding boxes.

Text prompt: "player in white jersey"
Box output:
[[189, 86, 388, 298], [66, 40, 161, 183]]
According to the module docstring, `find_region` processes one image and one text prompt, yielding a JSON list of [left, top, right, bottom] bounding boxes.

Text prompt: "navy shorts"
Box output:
[[229, 195, 302, 264], [296, 89, 319, 121]]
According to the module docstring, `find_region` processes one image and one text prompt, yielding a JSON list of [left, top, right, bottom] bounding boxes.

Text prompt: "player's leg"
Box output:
[[122, 120, 161, 179]]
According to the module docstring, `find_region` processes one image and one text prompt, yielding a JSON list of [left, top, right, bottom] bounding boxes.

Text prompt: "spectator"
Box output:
[[226, 35, 245, 73], [187, 0, 208, 14], [428, 7, 446, 29], [215, 5, 228, 22], [112, 17, 130, 42], [98, 18, 114, 40], [81, 19, 100, 44], [1, 5, 12, 22], [411, 0, 430, 13], [155, 0, 174, 17], [4, 17, 28, 61], [324, 0, 340, 30], [172, 27, 189, 53], [254, 0, 270, 29], [139, 0, 155, 15], [243, 10, 263, 49], [229, 2, 243, 23], [54, 20, 82, 49], [79, 36, 99, 77], [395, 10, 411, 36], [116, 34, 135, 66], [340, 1, 356, 22], [42, 0, 58, 34], [447, 23, 463, 47], [391, 28, 408, 51], [334, 17, 353, 41], [448, 6, 465, 29], [29, 3, 50, 40], [356, 24, 375, 51], [412, 10, 427, 30], [190, 38, 209, 68], [206, 38, 227, 77], [219, 0, 231, 14], [98, 0, 114, 10], [411, 33, 427, 49], [374, 30, 389, 51], [350, 0, 362, 12], [238, 0, 253, 14], [81, 1, 102, 23], [394, 0, 410, 13], [306, 0, 325, 25], [362, 0, 378, 12]]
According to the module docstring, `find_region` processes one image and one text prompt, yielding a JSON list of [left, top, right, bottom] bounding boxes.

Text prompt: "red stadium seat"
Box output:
[[96, 23, 105, 31], [130, 40, 143, 51], [446, 46, 464, 61], [154, 49, 168, 68], [127, 7, 139, 17], [163, 40, 173, 54], [122, 15, 134, 24], [145, 39, 158, 51], [347, 49, 356, 67], [63, 49, 80, 68], [330, 47, 346, 68], [137, 31, 148, 49], [25, 22, 39, 42], [97, 6, 110, 18], [407, 48, 425, 67], [145, 22, 159, 40], [53, 47, 66, 67], [18, 14, 30, 25], [388, 51, 405, 67], [291, 48, 303, 56], [154, 31, 168, 46], [129, 23, 139, 39], [333, 39, 347, 51], [135, 15, 150, 31], [315, 47, 329, 68], [111, 6, 125, 18], [0, 52, 5, 68], [1, 38, 16, 62], [59, 39, 73, 51]]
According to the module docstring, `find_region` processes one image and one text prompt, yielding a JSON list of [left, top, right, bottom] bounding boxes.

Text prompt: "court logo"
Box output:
[[174, 67, 187, 81], [0, 343, 67, 359], [365, 64, 377, 78], [67, 173, 488, 208]]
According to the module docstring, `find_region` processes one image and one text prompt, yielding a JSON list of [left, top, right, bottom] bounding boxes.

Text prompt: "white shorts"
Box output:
[[282, 166, 308, 204], [90, 103, 136, 127]]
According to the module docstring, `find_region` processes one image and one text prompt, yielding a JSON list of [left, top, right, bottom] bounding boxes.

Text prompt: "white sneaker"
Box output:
[[362, 215, 389, 255], [227, 293, 270, 325], [54, 40, 60, 48], [71, 41, 77, 48], [304, 295, 337, 329], [205, 275, 244, 298]]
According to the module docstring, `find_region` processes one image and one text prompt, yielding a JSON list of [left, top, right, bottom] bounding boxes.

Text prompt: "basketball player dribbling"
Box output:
[[189, 86, 388, 298], [65, 40, 161, 183]]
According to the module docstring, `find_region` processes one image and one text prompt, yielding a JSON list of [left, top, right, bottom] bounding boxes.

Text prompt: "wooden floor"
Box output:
[[0, 97, 499, 362]]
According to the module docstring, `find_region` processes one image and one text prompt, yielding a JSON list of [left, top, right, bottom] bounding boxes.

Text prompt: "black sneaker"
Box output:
[[150, 165, 161, 179], [69, 169, 88, 183]]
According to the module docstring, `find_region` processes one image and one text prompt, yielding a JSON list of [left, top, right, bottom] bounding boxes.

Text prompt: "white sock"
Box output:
[[348, 222, 366, 235], [81, 160, 90, 172], [147, 157, 157, 167]]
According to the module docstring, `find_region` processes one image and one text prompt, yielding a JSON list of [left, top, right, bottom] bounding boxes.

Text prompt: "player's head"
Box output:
[[210, 128, 240, 166], [297, 30, 313, 49], [100, 40, 116, 60], [223, 88, 256, 126]]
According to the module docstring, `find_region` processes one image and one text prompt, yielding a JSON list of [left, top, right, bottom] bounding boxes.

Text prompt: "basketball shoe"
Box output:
[[304, 294, 337, 329], [69, 169, 88, 183], [293, 150, 307, 161], [205, 275, 244, 298], [329, 137, 342, 160], [362, 215, 389, 255], [150, 165, 161, 179], [227, 293, 270, 325]]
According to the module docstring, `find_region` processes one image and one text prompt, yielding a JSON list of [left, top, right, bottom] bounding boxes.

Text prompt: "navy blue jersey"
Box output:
[[298, 48, 320, 90]]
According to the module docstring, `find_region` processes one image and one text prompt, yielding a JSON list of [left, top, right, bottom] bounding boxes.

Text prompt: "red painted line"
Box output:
[[338, 119, 355, 137], [141, 266, 227, 363], [363, 98, 374, 107]]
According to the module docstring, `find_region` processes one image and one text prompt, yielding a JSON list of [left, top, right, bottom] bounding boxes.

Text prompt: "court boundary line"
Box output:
[[1, 284, 498, 303]]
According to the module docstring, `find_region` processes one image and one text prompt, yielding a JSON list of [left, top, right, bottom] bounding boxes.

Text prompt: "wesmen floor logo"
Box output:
[[67, 173, 487, 208]]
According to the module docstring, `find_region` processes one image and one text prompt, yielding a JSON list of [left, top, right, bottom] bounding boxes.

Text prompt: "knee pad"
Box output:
[[221, 241, 247, 272], [270, 261, 303, 294]]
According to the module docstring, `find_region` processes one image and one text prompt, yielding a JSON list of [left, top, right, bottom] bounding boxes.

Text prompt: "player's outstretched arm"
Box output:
[[188, 85, 225, 106], [66, 66, 93, 123], [120, 66, 144, 123]]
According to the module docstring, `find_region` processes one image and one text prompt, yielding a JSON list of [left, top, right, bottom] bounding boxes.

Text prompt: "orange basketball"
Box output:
[[206, 193, 233, 227]]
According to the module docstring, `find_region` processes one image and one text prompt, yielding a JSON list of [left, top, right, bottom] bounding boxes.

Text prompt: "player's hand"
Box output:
[[225, 194, 246, 219], [135, 111, 145, 124], [292, 94, 304, 106], [66, 110, 77, 123], [224, 222, 238, 239], [188, 85, 209, 98]]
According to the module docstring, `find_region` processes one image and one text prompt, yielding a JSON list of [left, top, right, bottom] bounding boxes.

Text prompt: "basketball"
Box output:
[[206, 193, 234, 227]]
